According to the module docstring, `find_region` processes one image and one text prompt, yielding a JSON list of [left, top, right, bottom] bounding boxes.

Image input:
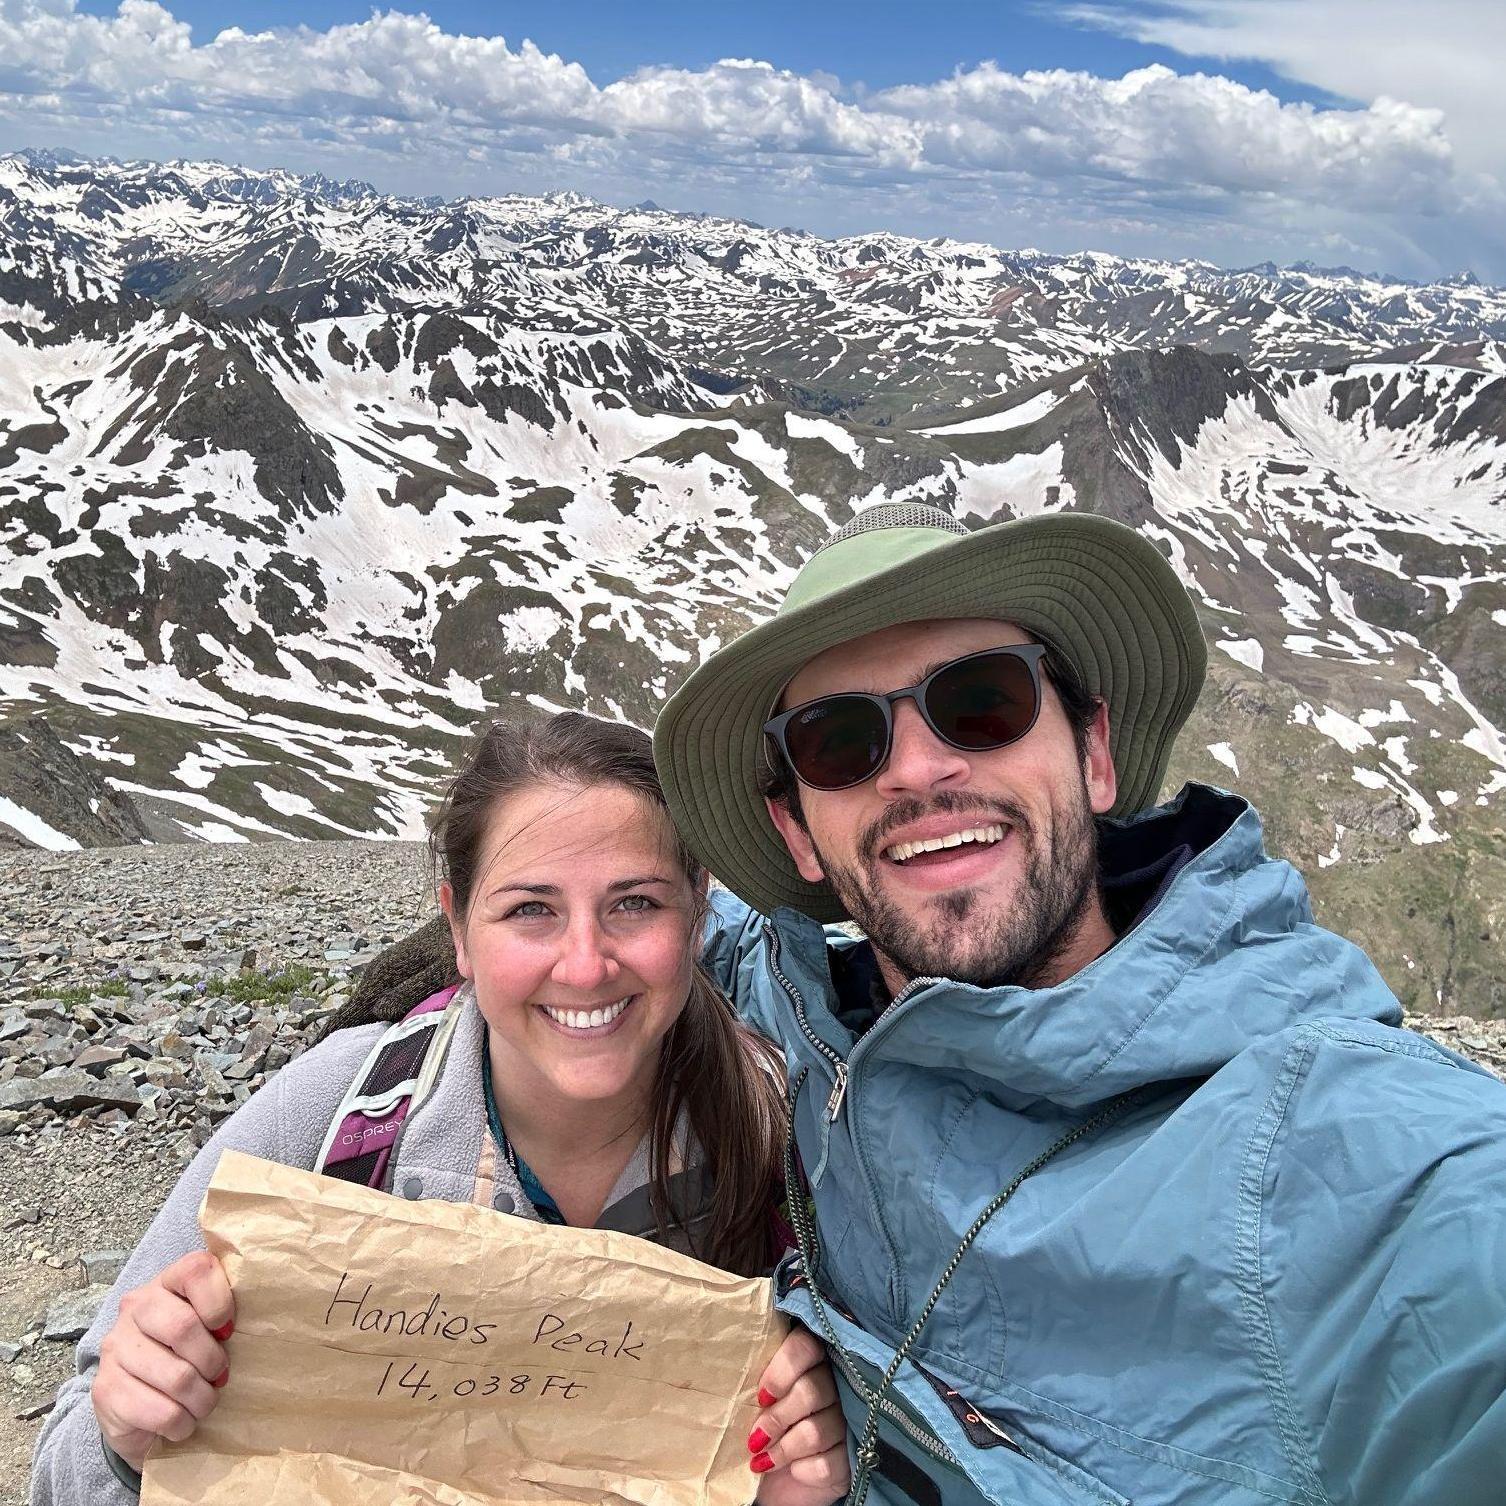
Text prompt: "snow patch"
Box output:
[[1207, 742, 1239, 777], [1313, 707, 1374, 754], [1217, 638, 1264, 673], [918, 389, 1059, 436], [786, 411, 863, 463], [0, 796, 80, 851], [1317, 823, 1346, 869], [952, 443, 1073, 520], [176, 819, 250, 843], [501, 606, 566, 656]]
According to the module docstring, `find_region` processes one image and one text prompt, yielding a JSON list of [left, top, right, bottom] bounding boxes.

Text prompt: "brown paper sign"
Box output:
[[141, 1150, 787, 1506]]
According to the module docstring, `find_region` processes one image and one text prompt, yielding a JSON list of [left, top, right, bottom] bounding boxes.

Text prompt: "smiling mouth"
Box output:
[[538, 996, 635, 1034], [883, 824, 1008, 866]]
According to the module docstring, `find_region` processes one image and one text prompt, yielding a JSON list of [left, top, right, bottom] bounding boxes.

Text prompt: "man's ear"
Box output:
[[1084, 700, 1118, 816], [765, 797, 826, 885], [438, 881, 474, 980]]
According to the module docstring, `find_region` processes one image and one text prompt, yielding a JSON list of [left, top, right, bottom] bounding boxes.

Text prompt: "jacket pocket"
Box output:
[[776, 1267, 1128, 1506]]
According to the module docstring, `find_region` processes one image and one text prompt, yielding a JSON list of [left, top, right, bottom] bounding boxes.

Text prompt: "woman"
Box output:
[[30, 713, 849, 1505]]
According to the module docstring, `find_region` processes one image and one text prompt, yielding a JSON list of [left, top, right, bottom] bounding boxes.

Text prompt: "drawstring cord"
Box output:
[[784, 1065, 1144, 1506]]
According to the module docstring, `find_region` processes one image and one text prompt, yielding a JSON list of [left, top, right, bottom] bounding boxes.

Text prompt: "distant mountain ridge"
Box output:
[[1, 149, 1502, 1015]]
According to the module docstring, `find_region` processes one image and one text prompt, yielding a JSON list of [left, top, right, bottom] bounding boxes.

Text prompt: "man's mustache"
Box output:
[[860, 792, 1033, 864]]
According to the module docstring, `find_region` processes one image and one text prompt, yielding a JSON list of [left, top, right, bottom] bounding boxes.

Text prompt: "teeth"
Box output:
[[885, 824, 1006, 864], [543, 998, 632, 1031]]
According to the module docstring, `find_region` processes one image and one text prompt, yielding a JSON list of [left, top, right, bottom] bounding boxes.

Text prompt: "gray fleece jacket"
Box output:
[[29, 988, 711, 1506]]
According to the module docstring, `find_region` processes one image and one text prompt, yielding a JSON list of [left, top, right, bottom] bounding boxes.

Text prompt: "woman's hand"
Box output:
[[750, 1327, 850, 1506], [92, 1251, 235, 1472]]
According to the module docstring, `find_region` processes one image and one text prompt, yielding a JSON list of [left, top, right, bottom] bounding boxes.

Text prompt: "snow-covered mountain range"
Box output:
[[1, 149, 1502, 1014]]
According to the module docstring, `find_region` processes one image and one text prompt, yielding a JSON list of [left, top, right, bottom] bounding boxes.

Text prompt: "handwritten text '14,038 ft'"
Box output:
[[373, 1364, 588, 1403]]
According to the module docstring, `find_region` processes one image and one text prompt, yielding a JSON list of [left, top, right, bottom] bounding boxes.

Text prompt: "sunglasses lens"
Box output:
[[782, 695, 889, 789], [926, 652, 1038, 749]]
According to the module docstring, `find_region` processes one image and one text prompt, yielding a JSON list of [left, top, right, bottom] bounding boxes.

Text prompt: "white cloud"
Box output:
[[0, 0, 1495, 277], [877, 63, 1453, 212], [1064, 0, 1505, 182]]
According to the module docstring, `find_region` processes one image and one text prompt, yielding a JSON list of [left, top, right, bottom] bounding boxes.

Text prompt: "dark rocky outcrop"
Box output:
[[0, 718, 150, 849]]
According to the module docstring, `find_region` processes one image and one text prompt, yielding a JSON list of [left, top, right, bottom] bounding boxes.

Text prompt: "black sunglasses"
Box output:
[[764, 644, 1048, 792]]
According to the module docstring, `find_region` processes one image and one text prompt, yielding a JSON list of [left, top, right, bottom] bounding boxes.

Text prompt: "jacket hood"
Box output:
[[771, 783, 1404, 1111]]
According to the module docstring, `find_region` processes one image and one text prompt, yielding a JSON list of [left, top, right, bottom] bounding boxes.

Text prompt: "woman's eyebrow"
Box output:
[[488, 876, 673, 897]]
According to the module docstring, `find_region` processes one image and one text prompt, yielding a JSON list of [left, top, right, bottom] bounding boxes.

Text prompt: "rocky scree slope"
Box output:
[[0, 152, 1503, 1014]]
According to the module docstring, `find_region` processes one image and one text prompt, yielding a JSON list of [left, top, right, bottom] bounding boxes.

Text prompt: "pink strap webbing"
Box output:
[[320, 983, 461, 1188]]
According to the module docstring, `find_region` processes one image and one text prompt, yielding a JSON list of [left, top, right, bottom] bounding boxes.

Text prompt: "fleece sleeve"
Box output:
[[1249, 1022, 1506, 1506], [28, 1027, 380, 1506]]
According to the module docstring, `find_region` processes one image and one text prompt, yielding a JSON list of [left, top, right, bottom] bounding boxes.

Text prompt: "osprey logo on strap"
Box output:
[[316, 984, 463, 1191]]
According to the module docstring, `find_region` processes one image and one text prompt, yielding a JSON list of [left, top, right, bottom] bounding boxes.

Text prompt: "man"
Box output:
[[651, 503, 1506, 1505]]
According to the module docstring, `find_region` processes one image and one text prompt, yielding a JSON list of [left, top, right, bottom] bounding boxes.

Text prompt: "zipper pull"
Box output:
[[825, 1061, 848, 1122]]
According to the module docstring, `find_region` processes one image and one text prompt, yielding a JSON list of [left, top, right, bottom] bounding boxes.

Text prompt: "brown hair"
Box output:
[[430, 711, 785, 1277]]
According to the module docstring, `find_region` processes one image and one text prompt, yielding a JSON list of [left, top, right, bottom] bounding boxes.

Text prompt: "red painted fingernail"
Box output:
[[757, 1386, 777, 1409], [750, 1452, 774, 1475], [212, 1370, 229, 1389], [748, 1427, 771, 1454], [211, 1322, 234, 1342]]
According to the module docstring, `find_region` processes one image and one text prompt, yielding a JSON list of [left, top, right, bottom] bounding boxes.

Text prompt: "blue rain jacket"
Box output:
[[705, 784, 1506, 1506]]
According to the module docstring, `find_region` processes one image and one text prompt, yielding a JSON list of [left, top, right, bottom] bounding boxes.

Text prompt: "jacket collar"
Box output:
[[771, 783, 1403, 1110]]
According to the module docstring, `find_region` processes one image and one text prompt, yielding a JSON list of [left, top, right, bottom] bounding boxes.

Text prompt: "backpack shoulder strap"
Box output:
[[316, 982, 464, 1190]]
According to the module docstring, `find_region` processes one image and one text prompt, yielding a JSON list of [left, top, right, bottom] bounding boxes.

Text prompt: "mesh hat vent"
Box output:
[[821, 502, 967, 553]]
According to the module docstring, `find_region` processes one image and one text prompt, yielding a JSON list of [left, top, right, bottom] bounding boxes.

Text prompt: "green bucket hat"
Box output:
[[653, 503, 1206, 922]]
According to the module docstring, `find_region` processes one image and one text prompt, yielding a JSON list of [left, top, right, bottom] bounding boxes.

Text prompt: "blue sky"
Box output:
[[6, 0, 1504, 280]]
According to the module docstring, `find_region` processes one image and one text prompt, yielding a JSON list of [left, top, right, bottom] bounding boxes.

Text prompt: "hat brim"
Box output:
[[653, 513, 1206, 922]]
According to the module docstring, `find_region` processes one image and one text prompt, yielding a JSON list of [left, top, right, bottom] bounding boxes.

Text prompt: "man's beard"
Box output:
[[814, 779, 1101, 991]]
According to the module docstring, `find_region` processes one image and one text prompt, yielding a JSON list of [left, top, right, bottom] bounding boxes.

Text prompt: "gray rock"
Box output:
[[72, 1043, 128, 1074], [0, 1338, 22, 1363], [238, 1023, 274, 1069], [197, 1057, 229, 1098], [143, 1062, 188, 1090], [42, 1284, 112, 1342], [81, 1249, 128, 1284], [0, 1072, 142, 1115]]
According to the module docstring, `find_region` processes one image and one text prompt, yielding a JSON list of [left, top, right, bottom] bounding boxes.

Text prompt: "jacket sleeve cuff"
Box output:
[[100, 1431, 143, 1495]]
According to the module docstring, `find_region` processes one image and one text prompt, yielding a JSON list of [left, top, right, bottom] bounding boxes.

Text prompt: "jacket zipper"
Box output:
[[765, 920, 947, 1124], [766, 921, 912, 1321], [826, 1062, 848, 1121], [837, 972, 946, 1119], [764, 923, 848, 1118], [826, 1335, 961, 1469], [827, 977, 941, 1121]]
